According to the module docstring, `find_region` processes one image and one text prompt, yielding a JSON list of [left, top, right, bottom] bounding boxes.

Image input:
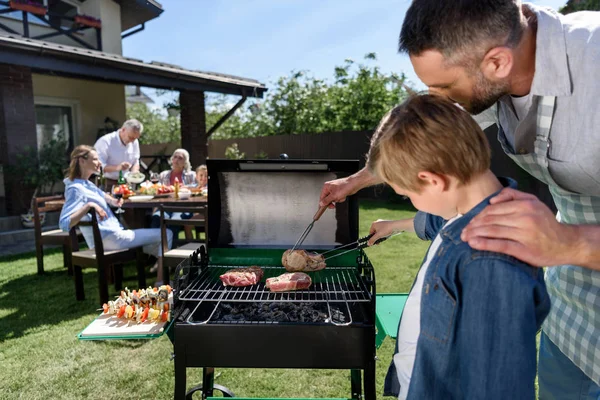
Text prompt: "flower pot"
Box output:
[[9, 1, 48, 16], [21, 212, 45, 229], [75, 15, 102, 28]]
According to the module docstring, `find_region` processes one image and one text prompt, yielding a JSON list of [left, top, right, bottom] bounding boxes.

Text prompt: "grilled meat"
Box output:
[[282, 250, 326, 272], [266, 272, 312, 292], [220, 266, 264, 287]]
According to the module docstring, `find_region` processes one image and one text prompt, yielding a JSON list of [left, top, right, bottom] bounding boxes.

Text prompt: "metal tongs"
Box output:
[[320, 231, 403, 261], [290, 204, 329, 252]]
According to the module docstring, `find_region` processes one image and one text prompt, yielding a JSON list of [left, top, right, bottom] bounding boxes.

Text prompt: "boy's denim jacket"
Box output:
[[384, 178, 551, 399]]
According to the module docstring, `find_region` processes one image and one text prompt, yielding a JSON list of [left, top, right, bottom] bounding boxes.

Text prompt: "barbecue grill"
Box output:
[[170, 159, 377, 400]]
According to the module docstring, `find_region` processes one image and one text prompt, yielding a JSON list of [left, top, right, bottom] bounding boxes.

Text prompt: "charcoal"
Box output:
[[209, 301, 349, 324]]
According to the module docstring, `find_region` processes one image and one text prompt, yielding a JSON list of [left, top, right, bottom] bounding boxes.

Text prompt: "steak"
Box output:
[[282, 250, 326, 272], [220, 266, 264, 287], [266, 272, 312, 292]]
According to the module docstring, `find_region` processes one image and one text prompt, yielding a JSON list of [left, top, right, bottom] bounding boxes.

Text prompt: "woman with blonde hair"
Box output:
[[59, 145, 172, 285]]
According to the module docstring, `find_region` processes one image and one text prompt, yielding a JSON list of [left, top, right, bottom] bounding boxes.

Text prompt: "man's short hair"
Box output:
[[122, 119, 144, 134], [367, 94, 491, 192], [399, 0, 525, 66]]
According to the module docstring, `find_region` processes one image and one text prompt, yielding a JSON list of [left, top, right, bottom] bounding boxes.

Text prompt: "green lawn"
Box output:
[[0, 200, 427, 399]]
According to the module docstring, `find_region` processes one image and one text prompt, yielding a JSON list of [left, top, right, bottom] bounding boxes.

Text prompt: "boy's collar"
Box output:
[[440, 177, 517, 244]]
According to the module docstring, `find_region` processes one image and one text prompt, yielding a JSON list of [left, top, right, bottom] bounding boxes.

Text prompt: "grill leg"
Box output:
[[185, 368, 234, 399], [364, 362, 376, 400], [174, 351, 187, 400], [350, 369, 362, 400]]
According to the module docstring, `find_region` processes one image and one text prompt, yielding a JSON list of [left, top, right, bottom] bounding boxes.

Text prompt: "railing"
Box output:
[[0, 0, 102, 51]]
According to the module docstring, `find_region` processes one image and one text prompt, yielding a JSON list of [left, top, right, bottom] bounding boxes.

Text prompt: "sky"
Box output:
[[122, 0, 568, 107]]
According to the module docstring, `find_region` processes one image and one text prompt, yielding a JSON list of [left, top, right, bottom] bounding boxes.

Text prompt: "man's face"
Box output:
[[410, 50, 510, 115], [121, 128, 140, 145]]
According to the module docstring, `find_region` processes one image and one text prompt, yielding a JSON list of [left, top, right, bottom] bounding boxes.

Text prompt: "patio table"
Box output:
[[121, 195, 207, 229], [44, 196, 208, 229]]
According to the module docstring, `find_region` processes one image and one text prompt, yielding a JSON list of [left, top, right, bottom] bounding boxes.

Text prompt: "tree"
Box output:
[[126, 102, 180, 145], [208, 53, 413, 139], [560, 0, 599, 13]]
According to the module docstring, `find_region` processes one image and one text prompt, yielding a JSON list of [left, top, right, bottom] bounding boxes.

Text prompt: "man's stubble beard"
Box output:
[[468, 70, 511, 115]]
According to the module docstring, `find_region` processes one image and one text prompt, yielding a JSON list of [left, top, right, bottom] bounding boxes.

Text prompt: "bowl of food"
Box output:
[[126, 172, 146, 184], [175, 188, 192, 200]]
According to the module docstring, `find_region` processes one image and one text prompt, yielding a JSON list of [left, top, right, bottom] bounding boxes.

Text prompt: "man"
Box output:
[[320, 1, 600, 398], [94, 119, 143, 188]]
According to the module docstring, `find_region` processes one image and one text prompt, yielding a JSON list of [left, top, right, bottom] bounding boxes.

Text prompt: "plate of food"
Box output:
[[126, 172, 146, 184], [78, 285, 173, 340], [127, 195, 154, 202]]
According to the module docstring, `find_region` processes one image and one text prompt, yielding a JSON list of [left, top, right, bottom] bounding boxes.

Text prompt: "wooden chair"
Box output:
[[33, 195, 83, 276], [69, 209, 147, 306], [160, 205, 207, 283]]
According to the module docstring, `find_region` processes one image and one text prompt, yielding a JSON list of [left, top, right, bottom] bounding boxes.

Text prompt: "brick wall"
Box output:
[[179, 90, 207, 168], [0, 64, 37, 215]]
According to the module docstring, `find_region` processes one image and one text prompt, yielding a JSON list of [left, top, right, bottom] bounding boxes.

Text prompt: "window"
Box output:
[[2, 0, 81, 30], [46, 0, 79, 30], [34, 99, 79, 154]]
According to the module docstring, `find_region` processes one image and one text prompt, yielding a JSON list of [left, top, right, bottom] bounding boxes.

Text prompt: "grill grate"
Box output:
[[177, 265, 373, 303]]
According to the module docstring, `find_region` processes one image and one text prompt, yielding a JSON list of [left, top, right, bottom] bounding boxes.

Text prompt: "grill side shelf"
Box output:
[[176, 265, 373, 303]]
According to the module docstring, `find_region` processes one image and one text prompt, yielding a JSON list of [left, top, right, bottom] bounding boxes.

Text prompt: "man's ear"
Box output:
[[417, 171, 449, 191], [480, 47, 513, 80]]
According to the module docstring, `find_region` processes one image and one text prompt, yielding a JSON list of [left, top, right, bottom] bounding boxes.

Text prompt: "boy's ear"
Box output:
[[417, 171, 450, 191]]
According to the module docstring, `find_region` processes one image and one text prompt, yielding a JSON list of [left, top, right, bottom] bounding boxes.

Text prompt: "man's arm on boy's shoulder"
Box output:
[[462, 188, 600, 270], [457, 257, 549, 398]]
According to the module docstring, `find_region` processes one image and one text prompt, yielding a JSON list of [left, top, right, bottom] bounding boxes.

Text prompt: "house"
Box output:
[[125, 86, 153, 105], [0, 0, 267, 216]]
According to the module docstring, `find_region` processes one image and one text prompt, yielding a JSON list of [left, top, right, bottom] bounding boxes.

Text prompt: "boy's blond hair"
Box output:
[[367, 94, 491, 192], [196, 165, 207, 173]]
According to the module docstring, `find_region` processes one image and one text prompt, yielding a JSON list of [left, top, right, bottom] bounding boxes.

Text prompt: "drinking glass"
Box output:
[[150, 172, 160, 184], [183, 174, 196, 187], [111, 185, 125, 214]]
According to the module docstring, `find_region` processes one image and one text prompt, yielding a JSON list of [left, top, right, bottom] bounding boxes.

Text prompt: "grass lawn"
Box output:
[[0, 199, 427, 399]]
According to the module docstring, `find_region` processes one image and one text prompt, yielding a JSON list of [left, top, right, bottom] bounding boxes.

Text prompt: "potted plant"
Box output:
[[7, 134, 69, 228], [8, 0, 48, 16], [74, 14, 102, 28]]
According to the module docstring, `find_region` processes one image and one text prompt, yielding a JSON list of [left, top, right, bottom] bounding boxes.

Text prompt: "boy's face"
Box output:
[[389, 178, 457, 219]]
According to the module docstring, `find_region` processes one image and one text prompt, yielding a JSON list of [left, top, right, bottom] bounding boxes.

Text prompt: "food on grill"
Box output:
[[220, 266, 264, 287], [266, 272, 312, 292], [282, 249, 326, 272], [101, 285, 172, 323]]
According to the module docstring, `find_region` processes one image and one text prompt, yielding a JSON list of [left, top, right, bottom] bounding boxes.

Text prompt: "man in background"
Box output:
[[94, 119, 143, 188]]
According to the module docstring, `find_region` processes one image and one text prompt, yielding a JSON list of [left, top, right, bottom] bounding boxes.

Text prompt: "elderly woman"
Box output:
[[150, 149, 197, 254], [59, 145, 172, 285], [159, 148, 196, 186]]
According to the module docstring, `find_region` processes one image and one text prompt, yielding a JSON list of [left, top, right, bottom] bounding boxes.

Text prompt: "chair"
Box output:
[[69, 209, 147, 305], [33, 195, 83, 276], [160, 205, 207, 283]]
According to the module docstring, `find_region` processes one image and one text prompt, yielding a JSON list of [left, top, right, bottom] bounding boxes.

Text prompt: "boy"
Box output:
[[366, 94, 550, 399]]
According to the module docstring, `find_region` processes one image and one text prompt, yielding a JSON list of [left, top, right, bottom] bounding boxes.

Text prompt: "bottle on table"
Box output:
[[174, 177, 180, 199], [117, 170, 126, 185]]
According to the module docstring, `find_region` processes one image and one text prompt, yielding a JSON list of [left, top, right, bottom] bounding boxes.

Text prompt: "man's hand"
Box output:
[[319, 167, 382, 208], [119, 161, 131, 171], [460, 188, 580, 267], [319, 177, 355, 209]]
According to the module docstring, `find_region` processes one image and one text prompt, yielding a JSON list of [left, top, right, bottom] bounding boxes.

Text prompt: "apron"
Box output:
[[496, 96, 600, 384]]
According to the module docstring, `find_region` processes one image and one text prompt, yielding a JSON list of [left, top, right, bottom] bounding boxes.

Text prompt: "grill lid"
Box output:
[[207, 159, 359, 249]]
